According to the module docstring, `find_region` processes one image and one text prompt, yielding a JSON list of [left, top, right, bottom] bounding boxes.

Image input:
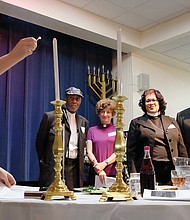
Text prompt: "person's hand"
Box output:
[[0, 167, 16, 187], [0, 36, 41, 75], [10, 37, 40, 61], [98, 170, 107, 184], [93, 161, 107, 174]]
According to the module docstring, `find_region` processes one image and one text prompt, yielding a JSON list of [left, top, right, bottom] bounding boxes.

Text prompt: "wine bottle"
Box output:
[[140, 146, 155, 197]]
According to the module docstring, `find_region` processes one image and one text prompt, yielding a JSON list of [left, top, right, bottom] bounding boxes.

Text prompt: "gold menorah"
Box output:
[[88, 65, 117, 99]]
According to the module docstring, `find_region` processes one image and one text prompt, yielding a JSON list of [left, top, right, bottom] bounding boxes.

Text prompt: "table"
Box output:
[[1, 192, 190, 220]]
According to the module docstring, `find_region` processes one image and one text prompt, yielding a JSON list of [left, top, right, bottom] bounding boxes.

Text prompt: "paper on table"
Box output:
[[143, 189, 190, 201], [0, 183, 39, 199], [95, 175, 115, 188]]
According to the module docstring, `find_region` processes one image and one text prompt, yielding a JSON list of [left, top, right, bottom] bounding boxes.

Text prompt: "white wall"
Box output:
[[112, 53, 190, 131]]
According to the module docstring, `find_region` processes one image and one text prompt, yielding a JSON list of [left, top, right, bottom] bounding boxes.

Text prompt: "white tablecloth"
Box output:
[[1, 191, 190, 220]]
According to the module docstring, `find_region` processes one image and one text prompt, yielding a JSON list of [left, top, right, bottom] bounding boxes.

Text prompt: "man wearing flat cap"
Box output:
[[36, 87, 89, 190]]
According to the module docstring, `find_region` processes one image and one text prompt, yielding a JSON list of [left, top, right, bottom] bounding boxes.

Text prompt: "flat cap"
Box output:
[[65, 87, 84, 98]]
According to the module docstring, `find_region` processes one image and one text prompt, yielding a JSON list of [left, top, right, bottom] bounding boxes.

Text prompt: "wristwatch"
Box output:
[[104, 159, 109, 165]]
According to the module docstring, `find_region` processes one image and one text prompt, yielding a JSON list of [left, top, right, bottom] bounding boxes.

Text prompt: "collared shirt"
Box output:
[[66, 110, 78, 159]]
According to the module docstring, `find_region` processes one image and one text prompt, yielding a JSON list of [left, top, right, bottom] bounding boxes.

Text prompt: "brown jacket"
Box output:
[[127, 114, 188, 173]]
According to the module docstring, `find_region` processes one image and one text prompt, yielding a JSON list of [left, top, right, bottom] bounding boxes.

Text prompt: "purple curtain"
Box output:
[[0, 14, 113, 182]]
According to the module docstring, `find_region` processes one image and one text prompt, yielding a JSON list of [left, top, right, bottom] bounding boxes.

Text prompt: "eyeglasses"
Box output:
[[145, 99, 158, 103]]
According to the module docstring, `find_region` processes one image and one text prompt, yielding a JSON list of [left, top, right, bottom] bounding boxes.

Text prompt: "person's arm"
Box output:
[[86, 140, 98, 166], [127, 119, 138, 173], [86, 139, 104, 173], [0, 167, 16, 187], [172, 119, 188, 157], [86, 139, 116, 173], [0, 37, 40, 75], [94, 153, 116, 172], [176, 112, 183, 133], [86, 140, 107, 184], [103, 153, 116, 166], [36, 112, 52, 161]]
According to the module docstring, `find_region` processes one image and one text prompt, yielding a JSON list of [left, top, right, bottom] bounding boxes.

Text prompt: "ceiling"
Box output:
[[60, 0, 190, 31], [1, 0, 190, 71], [60, 0, 190, 71]]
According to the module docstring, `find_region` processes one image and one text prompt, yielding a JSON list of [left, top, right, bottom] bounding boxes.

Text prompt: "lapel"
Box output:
[[76, 114, 81, 133], [62, 107, 70, 132], [160, 115, 173, 133], [137, 114, 172, 132], [137, 114, 155, 131]]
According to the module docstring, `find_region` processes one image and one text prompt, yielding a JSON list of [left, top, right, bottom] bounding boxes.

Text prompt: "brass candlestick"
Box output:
[[100, 95, 132, 202], [88, 65, 117, 99], [44, 99, 76, 201]]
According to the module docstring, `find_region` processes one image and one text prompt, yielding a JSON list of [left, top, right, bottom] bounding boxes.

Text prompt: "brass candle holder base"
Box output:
[[100, 95, 132, 202], [44, 180, 76, 201], [44, 99, 76, 201], [100, 191, 131, 202]]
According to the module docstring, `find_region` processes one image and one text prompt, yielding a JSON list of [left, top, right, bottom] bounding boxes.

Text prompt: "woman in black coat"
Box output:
[[127, 89, 188, 185]]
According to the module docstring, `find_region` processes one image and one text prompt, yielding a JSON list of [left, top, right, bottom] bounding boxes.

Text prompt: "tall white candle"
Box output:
[[117, 28, 122, 95], [53, 38, 60, 100]]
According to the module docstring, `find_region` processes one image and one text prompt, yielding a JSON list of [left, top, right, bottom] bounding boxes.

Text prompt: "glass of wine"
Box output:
[[171, 170, 186, 188]]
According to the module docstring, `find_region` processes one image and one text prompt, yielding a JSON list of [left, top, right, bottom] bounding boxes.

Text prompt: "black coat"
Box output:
[[36, 107, 88, 189], [127, 114, 188, 173], [176, 107, 190, 157]]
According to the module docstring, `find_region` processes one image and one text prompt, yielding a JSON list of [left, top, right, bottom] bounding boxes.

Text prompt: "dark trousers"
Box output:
[[65, 158, 79, 190], [88, 164, 96, 186], [153, 160, 174, 185]]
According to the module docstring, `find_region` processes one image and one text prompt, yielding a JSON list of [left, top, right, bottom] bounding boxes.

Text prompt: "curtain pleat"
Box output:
[[0, 14, 113, 182]]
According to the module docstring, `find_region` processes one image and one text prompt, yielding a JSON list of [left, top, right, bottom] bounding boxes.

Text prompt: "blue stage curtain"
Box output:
[[0, 14, 112, 182]]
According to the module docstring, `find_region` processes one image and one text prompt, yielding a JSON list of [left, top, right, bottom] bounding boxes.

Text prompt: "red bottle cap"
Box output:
[[144, 146, 150, 151]]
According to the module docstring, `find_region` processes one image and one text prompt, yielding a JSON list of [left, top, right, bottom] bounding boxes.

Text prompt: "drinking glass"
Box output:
[[171, 170, 186, 187]]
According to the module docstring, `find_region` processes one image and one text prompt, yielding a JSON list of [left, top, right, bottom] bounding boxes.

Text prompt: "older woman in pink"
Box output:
[[87, 98, 117, 186]]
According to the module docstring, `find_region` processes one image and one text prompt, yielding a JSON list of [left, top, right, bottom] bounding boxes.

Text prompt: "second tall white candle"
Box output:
[[117, 28, 122, 95]]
